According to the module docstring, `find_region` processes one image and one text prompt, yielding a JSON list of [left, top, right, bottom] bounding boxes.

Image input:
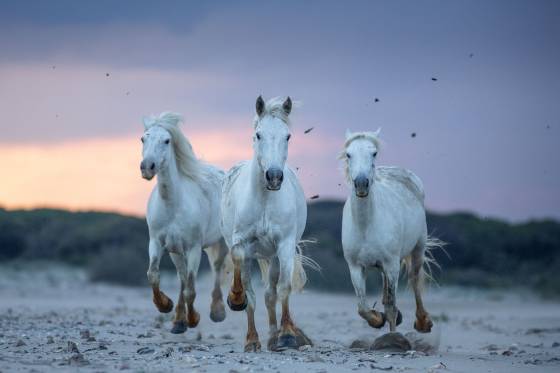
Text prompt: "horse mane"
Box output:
[[339, 131, 382, 182], [253, 96, 294, 128], [143, 112, 204, 182]]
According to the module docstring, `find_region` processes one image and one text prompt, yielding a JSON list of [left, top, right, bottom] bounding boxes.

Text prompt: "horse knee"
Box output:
[[147, 269, 159, 287]]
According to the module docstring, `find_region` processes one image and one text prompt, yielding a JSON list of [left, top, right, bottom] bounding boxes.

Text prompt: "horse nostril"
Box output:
[[140, 162, 146, 171], [279, 171, 284, 182], [150, 163, 155, 170], [265, 170, 272, 182]]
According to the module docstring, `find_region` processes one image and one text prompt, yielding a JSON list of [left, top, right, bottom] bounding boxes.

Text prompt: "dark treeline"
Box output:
[[1, 201, 559, 295]]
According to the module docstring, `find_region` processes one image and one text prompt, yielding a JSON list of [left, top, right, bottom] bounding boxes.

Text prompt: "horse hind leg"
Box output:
[[205, 240, 229, 322], [184, 247, 202, 328], [264, 258, 280, 351], [169, 252, 188, 334], [147, 240, 174, 314], [410, 241, 433, 333]]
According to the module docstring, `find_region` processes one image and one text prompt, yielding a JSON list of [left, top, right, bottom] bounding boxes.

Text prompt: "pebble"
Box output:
[[137, 346, 155, 355], [15, 339, 26, 347], [46, 336, 54, 344], [67, 341, 79, 353]]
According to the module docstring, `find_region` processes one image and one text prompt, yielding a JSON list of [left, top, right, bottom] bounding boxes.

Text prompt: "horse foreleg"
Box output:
[[184, 247, 201, 328], [382, 263, 401, 332], [382, 271, 402, 327], [169, 253, 188, 334], [147, 240, 174, 313], [242, 258, 261, 352], [348, 263, 385, 328], [227, 244, 247, 311], [265, 258, 280, 350], [410, 243, 433, 333], [274, 244, 312, 351]]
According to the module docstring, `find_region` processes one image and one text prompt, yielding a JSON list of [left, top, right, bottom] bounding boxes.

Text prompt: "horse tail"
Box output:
[[258, 239, 321, 292], [401, 235, 447, 289]]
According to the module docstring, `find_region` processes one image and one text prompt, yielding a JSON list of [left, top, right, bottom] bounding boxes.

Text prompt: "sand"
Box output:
[[1, 264, 559, 372]]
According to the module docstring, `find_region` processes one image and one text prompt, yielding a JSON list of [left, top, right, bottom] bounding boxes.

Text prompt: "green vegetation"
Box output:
[[1, 202, 559, 296]]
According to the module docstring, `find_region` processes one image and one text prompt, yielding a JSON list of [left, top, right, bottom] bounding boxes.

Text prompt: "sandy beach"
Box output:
[[1, 264, 559, 372]]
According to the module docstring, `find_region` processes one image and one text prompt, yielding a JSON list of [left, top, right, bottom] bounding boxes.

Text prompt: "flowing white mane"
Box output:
[[339, 131, 382, 182], [143, 112, 203, 182], [253, 96, 294, 128]]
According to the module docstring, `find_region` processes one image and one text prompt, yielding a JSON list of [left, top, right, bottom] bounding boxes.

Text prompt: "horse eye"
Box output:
[[373, 151, 378, 157], [346, 153, 351, 159], [286, 134, 291, 141], [256, 133, 261, 140], [141, 137, 144, 143], [165, 139, 170, 145]]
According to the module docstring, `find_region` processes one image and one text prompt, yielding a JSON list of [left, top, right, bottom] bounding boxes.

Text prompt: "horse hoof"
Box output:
[[187, 311, 200, 328], [396, 310, 403, 326], [227, 296, 247, 311], [414, 316, 433, 333], [154, 297, 174, 314], [170, 320, 187, 334], [275, 334, 298, 351], [244, 340, 261, 352], [210, 302, 226, 322], [367, 311, 386, 329]]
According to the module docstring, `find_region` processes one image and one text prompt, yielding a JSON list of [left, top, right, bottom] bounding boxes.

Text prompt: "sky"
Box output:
[[0, 0, 559, 221]]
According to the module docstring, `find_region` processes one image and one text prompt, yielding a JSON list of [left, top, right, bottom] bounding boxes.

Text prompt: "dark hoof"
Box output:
[[396, 310, 403, 326], [156, 299, 174, 314], [368, 311, 386, 329], [267, 331, 279, 351], [275, 334, 298, 351], [209, 302, 226, 322], [227, 296, 247, 311], [170, 320, 187, 334], [414, 316, 433, 333]]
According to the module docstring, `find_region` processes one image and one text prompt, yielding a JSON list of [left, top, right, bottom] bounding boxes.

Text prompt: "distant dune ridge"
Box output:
[[0, 201, 559, 295]]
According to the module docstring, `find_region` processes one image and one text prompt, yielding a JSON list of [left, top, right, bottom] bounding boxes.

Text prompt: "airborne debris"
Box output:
[[106, 73, 110, 77], [431, 77, 438, 81], [469, 53, 474, 58], [374, 98, 380, 103], [411, 132, 417, 138], [304, 127, 314, 134], [310, 195, 319, 200]]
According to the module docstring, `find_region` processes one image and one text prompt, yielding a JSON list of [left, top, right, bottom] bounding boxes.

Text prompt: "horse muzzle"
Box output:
[[140, 160, 156, 180], [265, 168, 284, 191], [354, 175, 369, 198]]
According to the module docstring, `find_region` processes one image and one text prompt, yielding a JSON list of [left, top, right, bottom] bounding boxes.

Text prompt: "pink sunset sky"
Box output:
[[1, 1, 559, 221]]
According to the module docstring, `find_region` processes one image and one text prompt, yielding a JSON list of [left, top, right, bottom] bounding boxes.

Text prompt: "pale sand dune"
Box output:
[[1, 264, 559, 372]]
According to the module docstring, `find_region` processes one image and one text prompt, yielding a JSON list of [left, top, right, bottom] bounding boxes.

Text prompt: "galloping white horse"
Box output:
[[341, 130, 441, 334], [221, 96, 315, 352], [140, 112, 231, 334]]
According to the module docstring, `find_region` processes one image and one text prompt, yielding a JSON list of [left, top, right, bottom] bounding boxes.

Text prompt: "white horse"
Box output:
[[140, 112, 231, 334], [221, 96, 315, 352], [341, 129, 441, 334]]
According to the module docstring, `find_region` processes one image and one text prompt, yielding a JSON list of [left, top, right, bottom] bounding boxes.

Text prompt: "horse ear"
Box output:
[[373, 127, 382, 137], [345, 129, 353, 140], [283, 97, 292, 115], [256, 95, 265, 116], [142, 116, 151, 130]]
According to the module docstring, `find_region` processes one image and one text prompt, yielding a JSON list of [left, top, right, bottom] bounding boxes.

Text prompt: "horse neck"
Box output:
[[350, 187, 376, 228], [157, 152, 181, 202]]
